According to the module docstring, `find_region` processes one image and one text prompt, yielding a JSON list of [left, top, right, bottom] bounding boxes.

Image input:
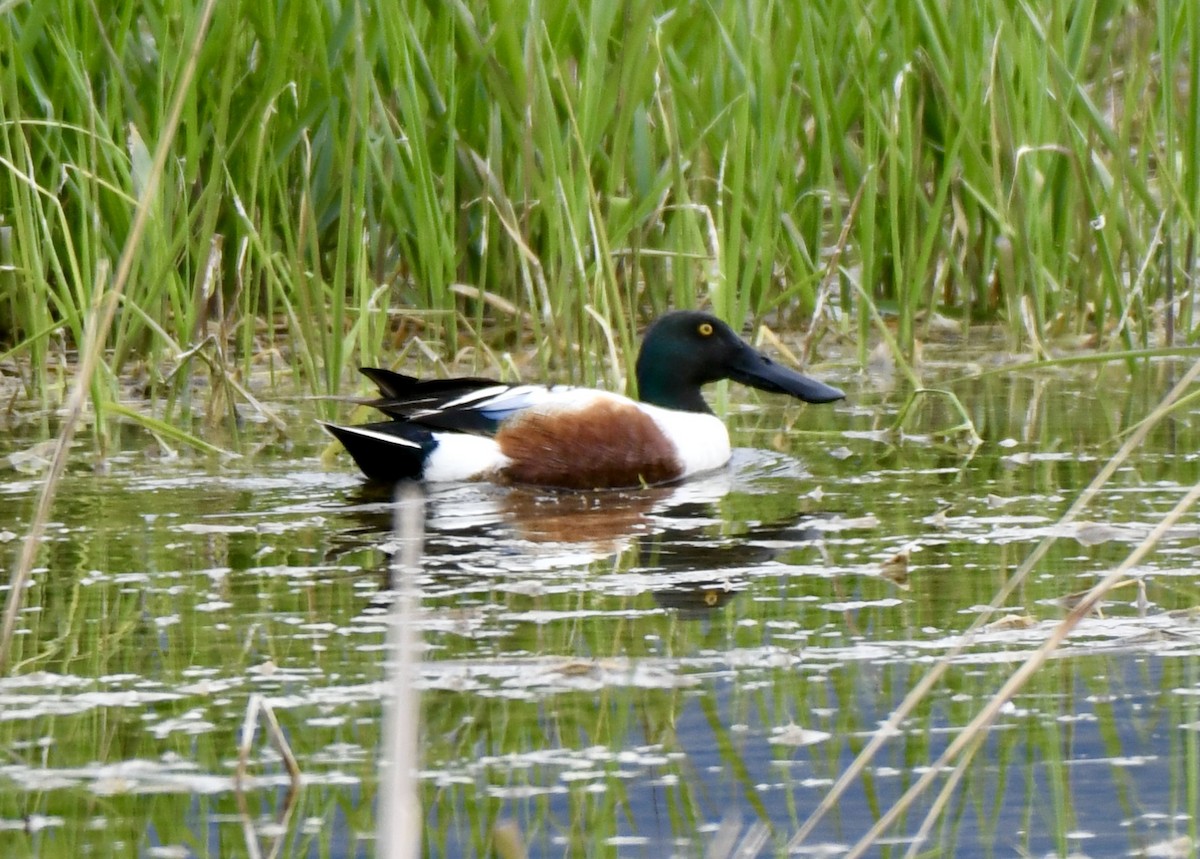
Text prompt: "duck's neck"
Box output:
[[636, 374, 712, 413]]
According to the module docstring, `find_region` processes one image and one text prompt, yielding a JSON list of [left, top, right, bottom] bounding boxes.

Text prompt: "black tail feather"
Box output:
[[322, 421, 436, 483]]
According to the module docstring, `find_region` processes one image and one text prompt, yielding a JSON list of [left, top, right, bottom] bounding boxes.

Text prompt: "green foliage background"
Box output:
[[0, 0, 1195, 405]]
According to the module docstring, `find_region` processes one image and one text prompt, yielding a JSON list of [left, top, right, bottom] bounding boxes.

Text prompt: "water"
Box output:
[[2, 354, 1200, 857]]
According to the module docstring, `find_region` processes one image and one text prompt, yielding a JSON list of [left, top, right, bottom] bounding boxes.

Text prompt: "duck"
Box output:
[[323, 310, 844, 489]]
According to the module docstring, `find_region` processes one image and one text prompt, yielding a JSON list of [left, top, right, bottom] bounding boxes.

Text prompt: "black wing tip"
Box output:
[[357, 368, 507, 411], [357, 368, 419, 400]]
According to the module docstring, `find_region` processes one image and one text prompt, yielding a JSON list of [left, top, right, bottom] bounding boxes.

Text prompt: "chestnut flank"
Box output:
[[495, 401, 683, 489]]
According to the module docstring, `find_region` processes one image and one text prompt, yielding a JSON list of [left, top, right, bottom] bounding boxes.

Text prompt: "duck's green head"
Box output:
[[634, 310, 845, 413]]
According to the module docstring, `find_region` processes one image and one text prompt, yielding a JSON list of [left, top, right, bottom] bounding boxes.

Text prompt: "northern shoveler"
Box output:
[[324, 310, 844, 489]]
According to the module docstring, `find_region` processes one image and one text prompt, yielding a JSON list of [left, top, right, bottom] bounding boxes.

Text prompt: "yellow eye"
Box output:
[[698, 322, 714, 336]]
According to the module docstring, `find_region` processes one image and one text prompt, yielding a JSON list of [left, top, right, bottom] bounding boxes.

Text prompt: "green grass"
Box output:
[[0, 0, 1195, 418]]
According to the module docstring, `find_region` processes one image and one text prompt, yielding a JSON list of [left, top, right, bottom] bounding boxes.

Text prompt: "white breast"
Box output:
[[637, 403, 732, 478]]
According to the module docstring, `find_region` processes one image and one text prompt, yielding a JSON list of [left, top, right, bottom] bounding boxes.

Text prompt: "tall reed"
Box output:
[[0, 1, 1193, 414]]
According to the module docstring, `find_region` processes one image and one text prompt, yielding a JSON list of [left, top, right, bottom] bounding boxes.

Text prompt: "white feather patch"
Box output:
[[637, 403, 731, 478], [423, 433, 512, 482], [327, 424, 422, 449]]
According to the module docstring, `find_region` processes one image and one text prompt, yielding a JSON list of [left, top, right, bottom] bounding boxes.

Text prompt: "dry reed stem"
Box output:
[[800, 169, 868, 365], [234, 693, 301, 791], [235, 693, 302, 859], [902, 728, 986, 858]]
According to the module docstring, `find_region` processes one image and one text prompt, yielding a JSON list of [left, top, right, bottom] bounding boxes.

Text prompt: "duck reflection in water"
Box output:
[[332, 451, 832, 618]]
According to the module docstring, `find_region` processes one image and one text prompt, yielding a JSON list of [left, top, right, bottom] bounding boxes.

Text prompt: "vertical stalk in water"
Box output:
[[378, 482, 425, 858]]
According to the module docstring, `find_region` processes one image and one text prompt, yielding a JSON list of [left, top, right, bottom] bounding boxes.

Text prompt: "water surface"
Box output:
[[2, 354, 1199, 857]]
